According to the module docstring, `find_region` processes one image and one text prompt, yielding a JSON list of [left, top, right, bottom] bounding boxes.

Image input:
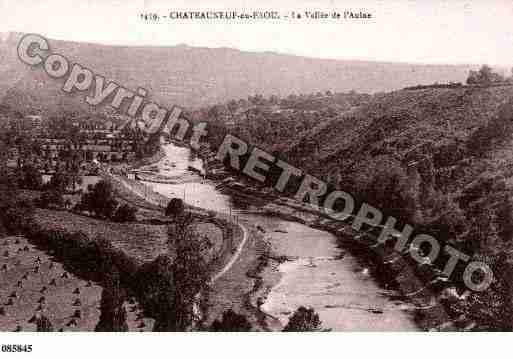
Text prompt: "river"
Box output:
[[141, 143, 418, 331]]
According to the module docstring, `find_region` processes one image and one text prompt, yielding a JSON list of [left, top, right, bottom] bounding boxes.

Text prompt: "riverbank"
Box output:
[[98, 159, 273, 329], [261, 205, 452, 331], [239, 196, 466, 331], [194, 144, 464, 331], [117, 141, 457, 331], [102, 166, 245, 275], [129, 147, 166, 169], [105, 144, 290, 330], [139, 143, 418, 330]]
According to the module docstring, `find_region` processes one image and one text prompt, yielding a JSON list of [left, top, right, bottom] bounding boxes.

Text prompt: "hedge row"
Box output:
[[22, 222, 172, 323]]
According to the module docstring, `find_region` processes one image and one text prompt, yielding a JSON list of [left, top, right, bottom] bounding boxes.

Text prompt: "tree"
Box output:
[[354, 155, 415, 222], [65, 151, 83, 192], [47, 170, 71, 193], [79, 180, 118, 219], [283, 306, 322, 332], [29, 314, 54, 332], [467, 65, 504, 86], [112, 204, 137, 222], [38, 190, 64, 209], [95, 269, 128, 332], [17, 164, 43, 190], [153, 214, 212, 331], [0, 168, 32, 235], [136, 254, 175, 331], [226, 100, 239, 113], [165, 198, 184, 219], [479, 65, 494, 85], [47, 166, 82, 193], [210, 309, 252, 331], [36, 315, 54, 332], [1, 198, 35, 234]]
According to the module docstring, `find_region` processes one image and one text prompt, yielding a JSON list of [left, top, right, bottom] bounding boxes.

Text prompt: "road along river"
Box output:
[[139, 143, 418, 331]]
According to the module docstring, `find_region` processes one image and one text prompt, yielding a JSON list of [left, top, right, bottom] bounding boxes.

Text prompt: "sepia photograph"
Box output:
[[0, 0, 512, 357]]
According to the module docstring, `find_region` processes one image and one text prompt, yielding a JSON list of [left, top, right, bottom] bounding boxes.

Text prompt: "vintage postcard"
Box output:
[[0, 0, 511, 357]]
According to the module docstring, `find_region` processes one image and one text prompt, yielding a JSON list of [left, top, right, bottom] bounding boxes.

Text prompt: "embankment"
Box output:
[[195, 144, 460, 331]]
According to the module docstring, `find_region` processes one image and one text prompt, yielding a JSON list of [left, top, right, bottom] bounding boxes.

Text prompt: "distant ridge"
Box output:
[[0, 32, 474, 113]]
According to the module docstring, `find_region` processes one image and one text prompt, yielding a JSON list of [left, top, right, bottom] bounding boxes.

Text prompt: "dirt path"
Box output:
[[210, 222, 248, 283], [103, 167, 250, 284]]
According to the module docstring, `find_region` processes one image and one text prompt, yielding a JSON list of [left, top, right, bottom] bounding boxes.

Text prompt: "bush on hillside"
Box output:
[[467, 65, 505, 86], [78, 180, 118, 219], [16, 164, 43, 190], [467, 101, 513, 156], [134, 255, 175, 330], [38, 190, 64, 209], [112, 204, 138, 222], [283, 306, 322, 332], [144, 214, 212, 331], [352, 155, 416, 223], [1, 198, 36, 234], [95, 268, 128, 332], [210, 309, 252, 331], [165, 198, 184, 219], [30, 315, 54, 332]]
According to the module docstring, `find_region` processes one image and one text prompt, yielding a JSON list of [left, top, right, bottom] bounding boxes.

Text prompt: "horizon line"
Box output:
[[0, 30, 496, 70]]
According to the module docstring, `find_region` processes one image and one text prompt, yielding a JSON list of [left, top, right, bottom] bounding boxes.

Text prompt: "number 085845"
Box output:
[[1, 344, 33, 353]]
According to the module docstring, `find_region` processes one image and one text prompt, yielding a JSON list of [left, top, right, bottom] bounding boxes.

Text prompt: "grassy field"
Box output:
[[34, 208, 223, 263], [34, 209, 170, 264], [0, 204, 224, 332], [10, 171, 232, 331], [0, 236, 154, 332]]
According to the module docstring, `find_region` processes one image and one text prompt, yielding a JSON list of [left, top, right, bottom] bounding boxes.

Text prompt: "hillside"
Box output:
[[286, 85, 513, 178], [0, 32, 473, 113], [292, 85, 513, 329], [201, 84, 513, 329]]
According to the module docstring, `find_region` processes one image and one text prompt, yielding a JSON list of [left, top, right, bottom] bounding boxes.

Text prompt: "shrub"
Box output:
[[78, 180, 118, 219], [165, 198, 184, 219], [113, 204, 137, 222], [1, 199, 36, 234], [95, 269, 128, 332], [17, 164, 43, 190], [353, 155, 416, 222], [38, 190, 64, 209], [29, 315, 54, 332], [467, 101, 513, 156], [283, 306, 322, 332], [135, 255, 175, 330], [210, 309, 252, 331], [467, 65, 505, 86], [142, 215, 212, 331], [26, 228, 138, 289], [0, 171, 36, 234]]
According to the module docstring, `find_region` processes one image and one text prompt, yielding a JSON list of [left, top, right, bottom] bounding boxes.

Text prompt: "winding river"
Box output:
[[141, 143, 418, 331]]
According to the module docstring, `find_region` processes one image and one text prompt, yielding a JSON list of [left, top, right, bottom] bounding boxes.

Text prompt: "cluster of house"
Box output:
[[6, 114, 138, 173], [40, 138, 136, 162]]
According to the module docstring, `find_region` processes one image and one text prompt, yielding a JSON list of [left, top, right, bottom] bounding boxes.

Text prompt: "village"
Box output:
[[3, 114, 139, 174]]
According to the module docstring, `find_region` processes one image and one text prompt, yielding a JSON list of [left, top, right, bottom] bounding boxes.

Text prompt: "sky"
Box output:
[[0, 0, 512, 67]]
